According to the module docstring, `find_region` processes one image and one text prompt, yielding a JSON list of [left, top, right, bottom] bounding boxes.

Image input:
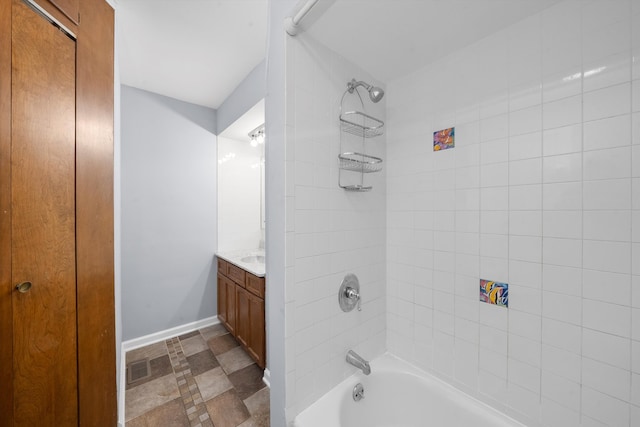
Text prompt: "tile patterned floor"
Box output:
[[125, 324, 269, 427]]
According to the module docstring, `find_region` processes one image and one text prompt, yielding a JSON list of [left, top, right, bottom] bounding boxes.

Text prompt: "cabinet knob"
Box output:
[[15, 281, 32, 293]]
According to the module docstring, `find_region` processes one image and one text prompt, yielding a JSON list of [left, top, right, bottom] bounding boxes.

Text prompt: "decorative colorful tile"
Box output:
[[479, 279, 508, 308], [433, 127, 455, 151]]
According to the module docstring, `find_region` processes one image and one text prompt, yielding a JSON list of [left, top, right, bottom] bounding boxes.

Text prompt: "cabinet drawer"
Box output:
[[226, 262, 246, 286], [245, 273, 265, 299], [217, 258, 227, 273]]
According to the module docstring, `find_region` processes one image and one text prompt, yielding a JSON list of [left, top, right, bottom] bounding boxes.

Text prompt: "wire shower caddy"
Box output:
[[338, 82, 384, 192]]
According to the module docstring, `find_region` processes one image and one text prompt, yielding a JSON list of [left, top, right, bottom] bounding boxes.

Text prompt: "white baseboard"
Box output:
[[121, 316, 220, 352], [118, 316, 220, 425], [263, 368, 271, 388]]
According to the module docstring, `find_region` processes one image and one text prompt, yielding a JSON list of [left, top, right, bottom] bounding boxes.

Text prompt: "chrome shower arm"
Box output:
[[347, 79, 372, 93], [347, 78, 384, 103]]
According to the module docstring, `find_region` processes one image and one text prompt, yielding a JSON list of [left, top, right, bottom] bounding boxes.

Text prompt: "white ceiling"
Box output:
[[306, 0, 564, 83], [118, 0, 267, 109], [117, 0, 564, 110]]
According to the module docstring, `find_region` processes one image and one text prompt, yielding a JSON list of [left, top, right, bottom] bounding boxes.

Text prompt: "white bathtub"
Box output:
[[293, 353, 525, 427]]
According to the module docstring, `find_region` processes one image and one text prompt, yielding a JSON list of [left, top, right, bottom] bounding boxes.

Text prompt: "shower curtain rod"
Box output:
[[285, 0, 320, 36]]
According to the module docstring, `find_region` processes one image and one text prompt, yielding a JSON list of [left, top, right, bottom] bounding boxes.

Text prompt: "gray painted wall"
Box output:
[[216, 60, 266, 134], [121, 85, 217, 341]]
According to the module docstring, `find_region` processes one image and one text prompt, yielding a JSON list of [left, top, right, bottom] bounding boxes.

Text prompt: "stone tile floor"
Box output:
[[125, 324, 269, 427]]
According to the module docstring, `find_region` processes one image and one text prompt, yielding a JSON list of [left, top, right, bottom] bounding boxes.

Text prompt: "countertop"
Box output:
[[216, 249, 265, 277]]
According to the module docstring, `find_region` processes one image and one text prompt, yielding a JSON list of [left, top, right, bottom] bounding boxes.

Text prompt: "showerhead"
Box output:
[[347, 78, 385, 103], [368, 86, 384, 103]]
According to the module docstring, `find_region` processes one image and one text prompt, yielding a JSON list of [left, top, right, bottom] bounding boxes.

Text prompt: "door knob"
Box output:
[[15, 281, 32, 293]]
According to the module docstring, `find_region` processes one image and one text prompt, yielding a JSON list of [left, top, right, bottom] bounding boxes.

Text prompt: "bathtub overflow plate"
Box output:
[[352, 383, 365, 401]]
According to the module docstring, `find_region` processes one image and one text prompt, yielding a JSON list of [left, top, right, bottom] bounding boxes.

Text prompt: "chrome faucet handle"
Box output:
[[339, 273, 362, 312], [345, 287, 361, 311]]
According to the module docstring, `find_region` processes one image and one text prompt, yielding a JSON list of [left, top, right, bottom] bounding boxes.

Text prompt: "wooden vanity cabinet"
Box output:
[[217, 272, 236, 335], [236, 286, 266, 366], [217, 257, 266, 368]]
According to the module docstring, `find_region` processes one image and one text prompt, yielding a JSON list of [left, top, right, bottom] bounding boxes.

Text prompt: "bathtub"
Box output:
[[293, 353, 524, 427]]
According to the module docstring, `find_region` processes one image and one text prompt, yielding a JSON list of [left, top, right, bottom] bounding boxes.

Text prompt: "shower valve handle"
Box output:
[[338, 273, 361, 312], [345, 287, 361, 311]]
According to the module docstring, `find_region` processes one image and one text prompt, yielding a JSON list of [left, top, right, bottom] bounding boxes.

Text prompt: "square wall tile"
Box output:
[[509, 105, 542, 137], [583, 240, 631, 274], [480, 114, 509, 142], [543, 70, 582, 103], [543, 153, 582, 183], [543, 124, 582, 156], [583, 178, 632, 210], [542, 237, 582, 269], [480, 162, 508, 188], [541, 398, 580, 427], [543, 211, 582, 239], [509, 309, 542, 340], [583, 52, 632, 93], [583, 211, 631, 242], [509, 132, 542, 161], [480, 139, 509, 164], [583, 269, 631, 306], [480, 187, 509, 211], [583, 114, 631, 151], [506, 382, 540, 423], [509, 184, 542, 210], [510, 235, 542, 263], [582, 357, 630, 401], [584, 83, 631, 122], [509, 334, 541, 367], [582, 386, 630, 427], [510, 158, 542, 186], [583, 147, 631, 181], [509, 283, 542, 314], [479, 346, 508, 377], [481, 211, 508, 235], [543, 264, 582, 296], [542, 291, 581, 325], [509, 82, 542, 112], [541, 343, 581, 383], [543, 95, 582, 130], [582, 328, 631, 370], [582, 16, 631, 64], [542, 318, 581, 354], [543, 182, 582, 210], [541, 370, 580, 411], [510, 211, 542, 237], [583, 299, 631, 337]]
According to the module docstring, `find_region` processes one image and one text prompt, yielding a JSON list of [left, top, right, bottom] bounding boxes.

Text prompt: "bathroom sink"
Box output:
[[241, 255, 265, 264]]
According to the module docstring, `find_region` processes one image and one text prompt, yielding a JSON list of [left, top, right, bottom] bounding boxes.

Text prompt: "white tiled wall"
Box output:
[[386, 0, 640, 426], [284, 36, 387, 419]]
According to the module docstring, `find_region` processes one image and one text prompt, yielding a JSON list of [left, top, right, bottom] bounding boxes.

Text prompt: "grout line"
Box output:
[[628, 3, 634, 427], [166, 337, 214, 427], [578, 2, 585, 424], [538, 4, 545, 416]]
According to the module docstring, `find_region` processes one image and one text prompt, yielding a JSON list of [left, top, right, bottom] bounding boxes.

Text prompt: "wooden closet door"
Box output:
[[11, 0, 77, 424]]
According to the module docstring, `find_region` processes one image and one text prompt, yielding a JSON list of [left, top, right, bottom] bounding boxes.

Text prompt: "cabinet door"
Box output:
[[247, 292, 266, 368], [225, 278, 236, 334], [217, 273, 227, 326], [236, 287, 250, 348]]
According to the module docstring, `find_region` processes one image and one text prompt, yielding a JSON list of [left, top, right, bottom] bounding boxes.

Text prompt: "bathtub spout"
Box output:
[[346, 350, 371, 375]]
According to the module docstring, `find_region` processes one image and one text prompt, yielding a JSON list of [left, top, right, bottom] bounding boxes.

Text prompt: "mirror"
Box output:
[[217, 99, 265, 252]]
